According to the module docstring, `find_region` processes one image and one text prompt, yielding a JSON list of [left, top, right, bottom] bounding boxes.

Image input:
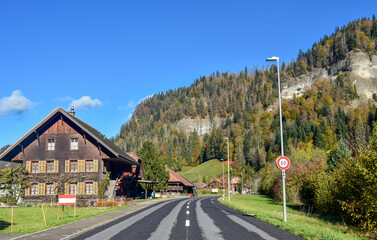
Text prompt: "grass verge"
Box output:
[[0, 205, 127, 233], [219, 195, 368, 240]]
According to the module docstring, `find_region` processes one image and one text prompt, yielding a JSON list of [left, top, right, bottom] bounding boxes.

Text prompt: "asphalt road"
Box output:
[[72, 196, 302, 240]]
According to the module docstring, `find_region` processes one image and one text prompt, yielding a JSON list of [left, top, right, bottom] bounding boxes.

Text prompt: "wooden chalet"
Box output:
[[0, 107, 140, 204], [166, 168, 195, 196]]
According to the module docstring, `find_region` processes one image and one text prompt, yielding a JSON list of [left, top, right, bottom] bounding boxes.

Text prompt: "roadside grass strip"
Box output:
[[219, 195, 368, 240], [0, 205, 127, 233]]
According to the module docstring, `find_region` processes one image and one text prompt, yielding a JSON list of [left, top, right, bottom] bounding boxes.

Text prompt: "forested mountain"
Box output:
[[115, 16, 377, 174]]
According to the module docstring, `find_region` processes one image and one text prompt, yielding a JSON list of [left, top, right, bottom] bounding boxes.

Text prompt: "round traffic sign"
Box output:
[[276, 156, 290, 170]]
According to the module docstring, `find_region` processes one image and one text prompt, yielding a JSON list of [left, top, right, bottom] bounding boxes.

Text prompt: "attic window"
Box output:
[[47, 139, 55, 151], [70, 138, 78, 150]]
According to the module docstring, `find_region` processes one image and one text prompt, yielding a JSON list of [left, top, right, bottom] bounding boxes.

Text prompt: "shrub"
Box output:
[[18, 201, 35, 208], [95, 200, 119, 207], [0, 195, 17, 206]]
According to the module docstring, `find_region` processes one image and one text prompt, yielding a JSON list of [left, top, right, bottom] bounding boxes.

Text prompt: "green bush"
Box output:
[[18, 201, 35, 208], [0, 195, 17, 206]]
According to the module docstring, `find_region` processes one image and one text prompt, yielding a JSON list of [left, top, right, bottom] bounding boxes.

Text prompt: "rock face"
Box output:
[[174, 117, 225, 136], [282, 51, 377, 99]]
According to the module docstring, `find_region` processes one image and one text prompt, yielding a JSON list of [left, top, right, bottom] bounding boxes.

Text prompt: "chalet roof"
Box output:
[[0, 107, 138, 165], [167, 168, 194, 187]]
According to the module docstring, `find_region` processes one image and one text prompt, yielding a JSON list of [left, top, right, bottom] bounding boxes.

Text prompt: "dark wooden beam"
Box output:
[[21, 145, 25, 158], [82, 130, 86, 144], [35, 131, 40, 145], [60, 116, 63, 125], [98, 143, 102, 156]]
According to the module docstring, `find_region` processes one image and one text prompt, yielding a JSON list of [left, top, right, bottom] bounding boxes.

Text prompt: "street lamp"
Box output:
[[225, 137, 230, 201], [221, 159, 224, 200], [266, 56, 287, 222]]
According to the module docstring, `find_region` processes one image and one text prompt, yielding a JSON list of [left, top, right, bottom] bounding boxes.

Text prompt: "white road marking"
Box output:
[[211, 199, 278, 240], [186, 220, 190, 226], [196, 199, 224, 240], [147, 199, 189, 240], [84, 200, 175, 240], [186, 211, 189, 214]]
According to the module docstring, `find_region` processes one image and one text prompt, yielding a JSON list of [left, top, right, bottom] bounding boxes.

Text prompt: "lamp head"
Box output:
[[266, 56, 279, 62]]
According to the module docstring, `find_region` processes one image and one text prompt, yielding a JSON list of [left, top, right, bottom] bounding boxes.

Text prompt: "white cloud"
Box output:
[[0, 90, 33, 116], [69, 96, 102, 110]]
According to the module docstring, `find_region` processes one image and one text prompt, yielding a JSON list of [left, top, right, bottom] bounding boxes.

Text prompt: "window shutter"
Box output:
[[26, 161, 31, 173], [65, 183, 69, 194], [78, 160, 85, 172], [39, 183, 45, 195], [54, 161, 59, 173], [25, 187, 30, 196], [77, 182, 84, 195], [39, 161, 46, 173], [53, 182, 57, 195], [93, 159, 98, 172], [93, 182, 98, 195], [65, 160, 69, 172]]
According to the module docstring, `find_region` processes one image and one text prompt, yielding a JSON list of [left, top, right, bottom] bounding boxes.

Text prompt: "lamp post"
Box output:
[[225, 137, 230, 200], [222, 159, 224, 200], [266, 56, 287, 222]]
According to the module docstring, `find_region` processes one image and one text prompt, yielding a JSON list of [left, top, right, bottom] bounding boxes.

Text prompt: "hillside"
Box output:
[[115, 16, 377, 175], [180, 159, 225, 183]]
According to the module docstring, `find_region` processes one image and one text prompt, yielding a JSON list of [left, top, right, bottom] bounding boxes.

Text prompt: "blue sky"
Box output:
[[0, 1, 375, 148]]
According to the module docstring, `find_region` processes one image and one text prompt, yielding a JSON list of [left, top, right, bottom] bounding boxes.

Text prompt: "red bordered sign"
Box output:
[[59, 195, 76, 205], [276, 156, 290, 170]]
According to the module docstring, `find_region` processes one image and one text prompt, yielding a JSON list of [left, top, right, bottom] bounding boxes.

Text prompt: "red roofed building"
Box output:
[[166, 168, 195, 196]]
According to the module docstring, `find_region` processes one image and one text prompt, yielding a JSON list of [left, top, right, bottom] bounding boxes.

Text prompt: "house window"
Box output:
[[46, 183, 54, 195], [47, 139, 55, 151], [47, 161, 54, 173], [70, 160, 78, 172], [86, 160, 93, 172], [85, 182, 93, 194], [70, 183, 77, 195], [70, 138, 78, 150], [31, 161, 39, 173], [31, 183, 38, 195]]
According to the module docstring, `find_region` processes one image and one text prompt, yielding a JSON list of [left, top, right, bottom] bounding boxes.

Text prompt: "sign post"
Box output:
[[59, 195, 77, 218], [276, 156, 290, 222]]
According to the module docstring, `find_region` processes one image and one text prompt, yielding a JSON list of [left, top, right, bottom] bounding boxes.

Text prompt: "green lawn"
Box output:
[[219, 195, 368, 240], [181, 159, 224, 182], [0, 205, 127, 233]]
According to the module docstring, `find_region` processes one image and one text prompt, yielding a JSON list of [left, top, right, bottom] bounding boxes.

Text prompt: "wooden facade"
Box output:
[[0, 107, 139, 204]]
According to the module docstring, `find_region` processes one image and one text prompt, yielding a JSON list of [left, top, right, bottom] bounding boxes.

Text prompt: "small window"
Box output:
[[70, 183, 77, 195], [47, 161, 54, 173], [86, 160, 93, 172], [46, 183, 54, 195], [70, 138, 78, 150], [31, 161, 39, 173], [47, 139, 55, 151], [85, 182, 93, 194], [70, 160, 78, 172], [31, 183, 38, 195]]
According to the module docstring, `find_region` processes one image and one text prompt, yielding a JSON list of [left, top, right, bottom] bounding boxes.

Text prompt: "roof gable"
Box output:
[[0, 107, 137, 165]]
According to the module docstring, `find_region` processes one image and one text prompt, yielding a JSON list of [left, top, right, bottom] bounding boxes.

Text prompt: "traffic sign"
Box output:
[[276, 156, 290, 170]]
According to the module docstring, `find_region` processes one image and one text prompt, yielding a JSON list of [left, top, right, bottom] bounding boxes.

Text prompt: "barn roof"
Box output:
[[167, 168, 194, 187], [0, 107, 138, 165]]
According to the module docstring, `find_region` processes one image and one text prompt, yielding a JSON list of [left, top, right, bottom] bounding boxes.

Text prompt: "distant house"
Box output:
[[0, 107, 141, 203], [166, 168, 195, 195]]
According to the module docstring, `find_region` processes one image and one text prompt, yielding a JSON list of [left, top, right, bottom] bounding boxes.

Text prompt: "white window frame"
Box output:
[[47, 139, 55, 151], [70, 138, 78, 150], [85, 182, 93, 194]]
